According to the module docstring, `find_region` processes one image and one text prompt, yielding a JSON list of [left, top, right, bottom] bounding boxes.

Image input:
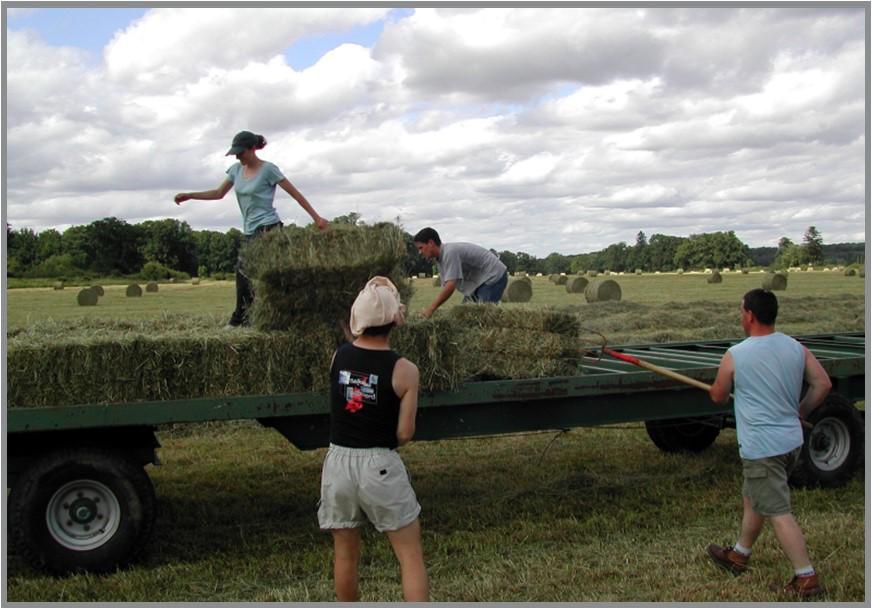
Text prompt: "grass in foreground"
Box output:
[[5, 423, 865, 602]]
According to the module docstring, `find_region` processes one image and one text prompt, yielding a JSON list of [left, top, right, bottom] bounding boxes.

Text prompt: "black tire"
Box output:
[[645, 416, 722, 453], [790, 394, 864, 488], [8, 447, 156, 574]]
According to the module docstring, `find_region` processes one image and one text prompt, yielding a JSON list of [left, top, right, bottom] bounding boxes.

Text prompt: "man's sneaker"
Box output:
[[782, 573, 823, 599], [706, 544, 749, 575]]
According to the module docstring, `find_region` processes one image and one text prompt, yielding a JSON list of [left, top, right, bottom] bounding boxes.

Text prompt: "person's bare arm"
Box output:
[[799, 347, 832, 419], [277, 178, 328, 230], [422, 280, 457, 318], [174, 179, 233, 204], [709, 351, 734, 405], [392, 358, 420, 446]]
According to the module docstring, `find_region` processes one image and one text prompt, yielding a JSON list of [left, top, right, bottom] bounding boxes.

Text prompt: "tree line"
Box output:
[[5, 217, 862, 281]]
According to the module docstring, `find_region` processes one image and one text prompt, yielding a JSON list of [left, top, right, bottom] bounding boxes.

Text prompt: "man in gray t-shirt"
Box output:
[[413, 227, 508, 318]]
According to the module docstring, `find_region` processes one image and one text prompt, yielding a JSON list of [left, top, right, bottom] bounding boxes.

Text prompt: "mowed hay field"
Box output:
[[5, 271, 867, 602]]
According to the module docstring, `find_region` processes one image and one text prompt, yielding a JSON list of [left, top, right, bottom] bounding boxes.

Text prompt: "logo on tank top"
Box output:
[[338, 370, 379, 414]]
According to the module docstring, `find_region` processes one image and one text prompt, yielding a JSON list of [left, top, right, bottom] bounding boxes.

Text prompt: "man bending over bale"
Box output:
[[318, 276, 429, 602], [706, 288, 831, 599], [413, 227, 508, 318]]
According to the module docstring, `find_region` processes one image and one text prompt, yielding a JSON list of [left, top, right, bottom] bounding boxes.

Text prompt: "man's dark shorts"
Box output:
[[742, 446, 801, 516]]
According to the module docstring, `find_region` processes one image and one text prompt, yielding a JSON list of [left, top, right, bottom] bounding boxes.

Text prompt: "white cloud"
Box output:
[[4, 7, 866, 257]]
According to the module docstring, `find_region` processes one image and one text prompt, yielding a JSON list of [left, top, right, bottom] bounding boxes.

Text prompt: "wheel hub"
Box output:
[[46, 479, 120, 551]]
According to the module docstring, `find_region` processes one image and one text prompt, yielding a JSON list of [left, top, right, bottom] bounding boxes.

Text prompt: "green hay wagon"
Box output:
[[7, 332, 865, 575]]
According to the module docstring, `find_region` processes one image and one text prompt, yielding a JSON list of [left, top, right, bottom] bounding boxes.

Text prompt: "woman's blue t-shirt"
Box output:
[[226, 161, 284, 235]]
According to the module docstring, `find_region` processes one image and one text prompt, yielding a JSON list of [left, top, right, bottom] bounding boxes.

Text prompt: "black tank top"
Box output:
[[330, 342, 403, 449]]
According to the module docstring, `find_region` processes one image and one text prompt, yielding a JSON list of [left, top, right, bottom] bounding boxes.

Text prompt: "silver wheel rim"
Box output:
[[809, 416, 852, 472], [46, 479, 121, 551]]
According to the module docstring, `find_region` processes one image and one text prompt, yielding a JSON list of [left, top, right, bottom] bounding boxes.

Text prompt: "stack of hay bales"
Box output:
[[241, 223, 412, 331], [763, 272, 788, 291], [7, 305, 580, 408], [706, 270, 723, 284]]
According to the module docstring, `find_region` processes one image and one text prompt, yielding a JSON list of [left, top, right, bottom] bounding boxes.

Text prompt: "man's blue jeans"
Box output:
[[468, 271, 509, 303]]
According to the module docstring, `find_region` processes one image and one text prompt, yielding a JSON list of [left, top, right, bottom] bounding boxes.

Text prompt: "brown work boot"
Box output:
[[782, 573, 824, 599], [706, 544, 749, 575]]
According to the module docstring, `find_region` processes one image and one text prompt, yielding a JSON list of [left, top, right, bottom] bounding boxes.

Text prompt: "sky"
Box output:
[[4, 5, 868, 257]]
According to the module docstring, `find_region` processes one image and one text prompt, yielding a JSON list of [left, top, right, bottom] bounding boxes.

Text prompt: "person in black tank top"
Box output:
[[330, 343, 402, 449], [317, 277, 428, 601]]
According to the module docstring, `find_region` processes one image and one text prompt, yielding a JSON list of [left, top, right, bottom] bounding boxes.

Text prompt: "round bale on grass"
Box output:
[[504, 278, 533, 303], [53, 281, 64, 290], [432, 277, 441, 287], [126, 284, 143, 297], [146, 282, 159, 293], [762, 272, 788, 291], [706, 270, 723, 284], [585, 279, 622, 303], [91, 285, 104, 296], [565, 276, 589, 294], [844, 268, 856, 276], [192, 277, 201, 285], [518, 275, 533, 286], [76, 287, 98, 306]]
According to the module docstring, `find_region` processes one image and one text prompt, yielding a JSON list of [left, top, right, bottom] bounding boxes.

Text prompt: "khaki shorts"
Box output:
[[318, 444, 421, 533], [742, 447, 801, 517]]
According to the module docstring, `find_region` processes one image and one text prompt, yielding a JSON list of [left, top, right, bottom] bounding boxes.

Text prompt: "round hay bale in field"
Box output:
[[146, 282, 159, 292], [585, 279, 622, 303], [548, 274, 559, 283], [844, 268, 856, 276], [90, 285, 104, 296], [432, 277, 441, 287], [554, 275, 568, 286], [635, 269, 643, 275], [587, 270, 598, 278], [505, 278, 533, 303], [418, 272, 426, 279], [565, 276, 589, 293], [762, 272, 788, 291], [126, 283, 143, 297], [52, 281, 64, 290], [676, 268, 684, 275], [76, 287, 98, 306], [518, 275, 533, 286], [192, 277, 201, 285], [706, 270, 723, 284], [741, 268, 750, 274], [169, 277, 176, 283]]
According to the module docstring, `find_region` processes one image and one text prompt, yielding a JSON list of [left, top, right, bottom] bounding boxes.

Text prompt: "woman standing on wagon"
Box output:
[[174, 130, 329, 327]]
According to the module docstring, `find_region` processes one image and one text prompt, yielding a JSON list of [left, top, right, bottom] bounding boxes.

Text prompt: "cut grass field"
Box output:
[[5, 270, 867, 602]]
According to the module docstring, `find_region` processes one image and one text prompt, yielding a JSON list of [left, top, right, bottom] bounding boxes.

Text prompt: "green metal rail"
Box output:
[[6, 333, 865, 442]]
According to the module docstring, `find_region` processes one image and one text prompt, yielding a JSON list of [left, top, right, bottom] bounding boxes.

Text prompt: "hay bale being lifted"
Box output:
[[126, 284, 143, 297], [565, 276, 589, 294], [77, 288, 98, 306], [707, 270, 723, 284], [763, 272, 788, 291], [504, 278, 533, 303], [146, 282, 159, 292], [585, 279, 622, 302]]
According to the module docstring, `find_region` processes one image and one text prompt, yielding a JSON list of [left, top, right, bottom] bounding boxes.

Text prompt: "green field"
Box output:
[[5, 271, 867, 602]]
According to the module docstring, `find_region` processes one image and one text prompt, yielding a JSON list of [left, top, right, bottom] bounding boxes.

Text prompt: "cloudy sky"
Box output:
[[4, 5, 867, 256]]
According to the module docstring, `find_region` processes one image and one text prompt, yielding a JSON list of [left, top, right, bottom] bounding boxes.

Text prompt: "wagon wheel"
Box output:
[[9, 447, 156, 574], [790, 393, 864, 488], [645, 416, 723, 453]]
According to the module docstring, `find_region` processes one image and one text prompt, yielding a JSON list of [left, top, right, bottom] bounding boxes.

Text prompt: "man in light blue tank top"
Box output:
[[706, 289, 831, 598]]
